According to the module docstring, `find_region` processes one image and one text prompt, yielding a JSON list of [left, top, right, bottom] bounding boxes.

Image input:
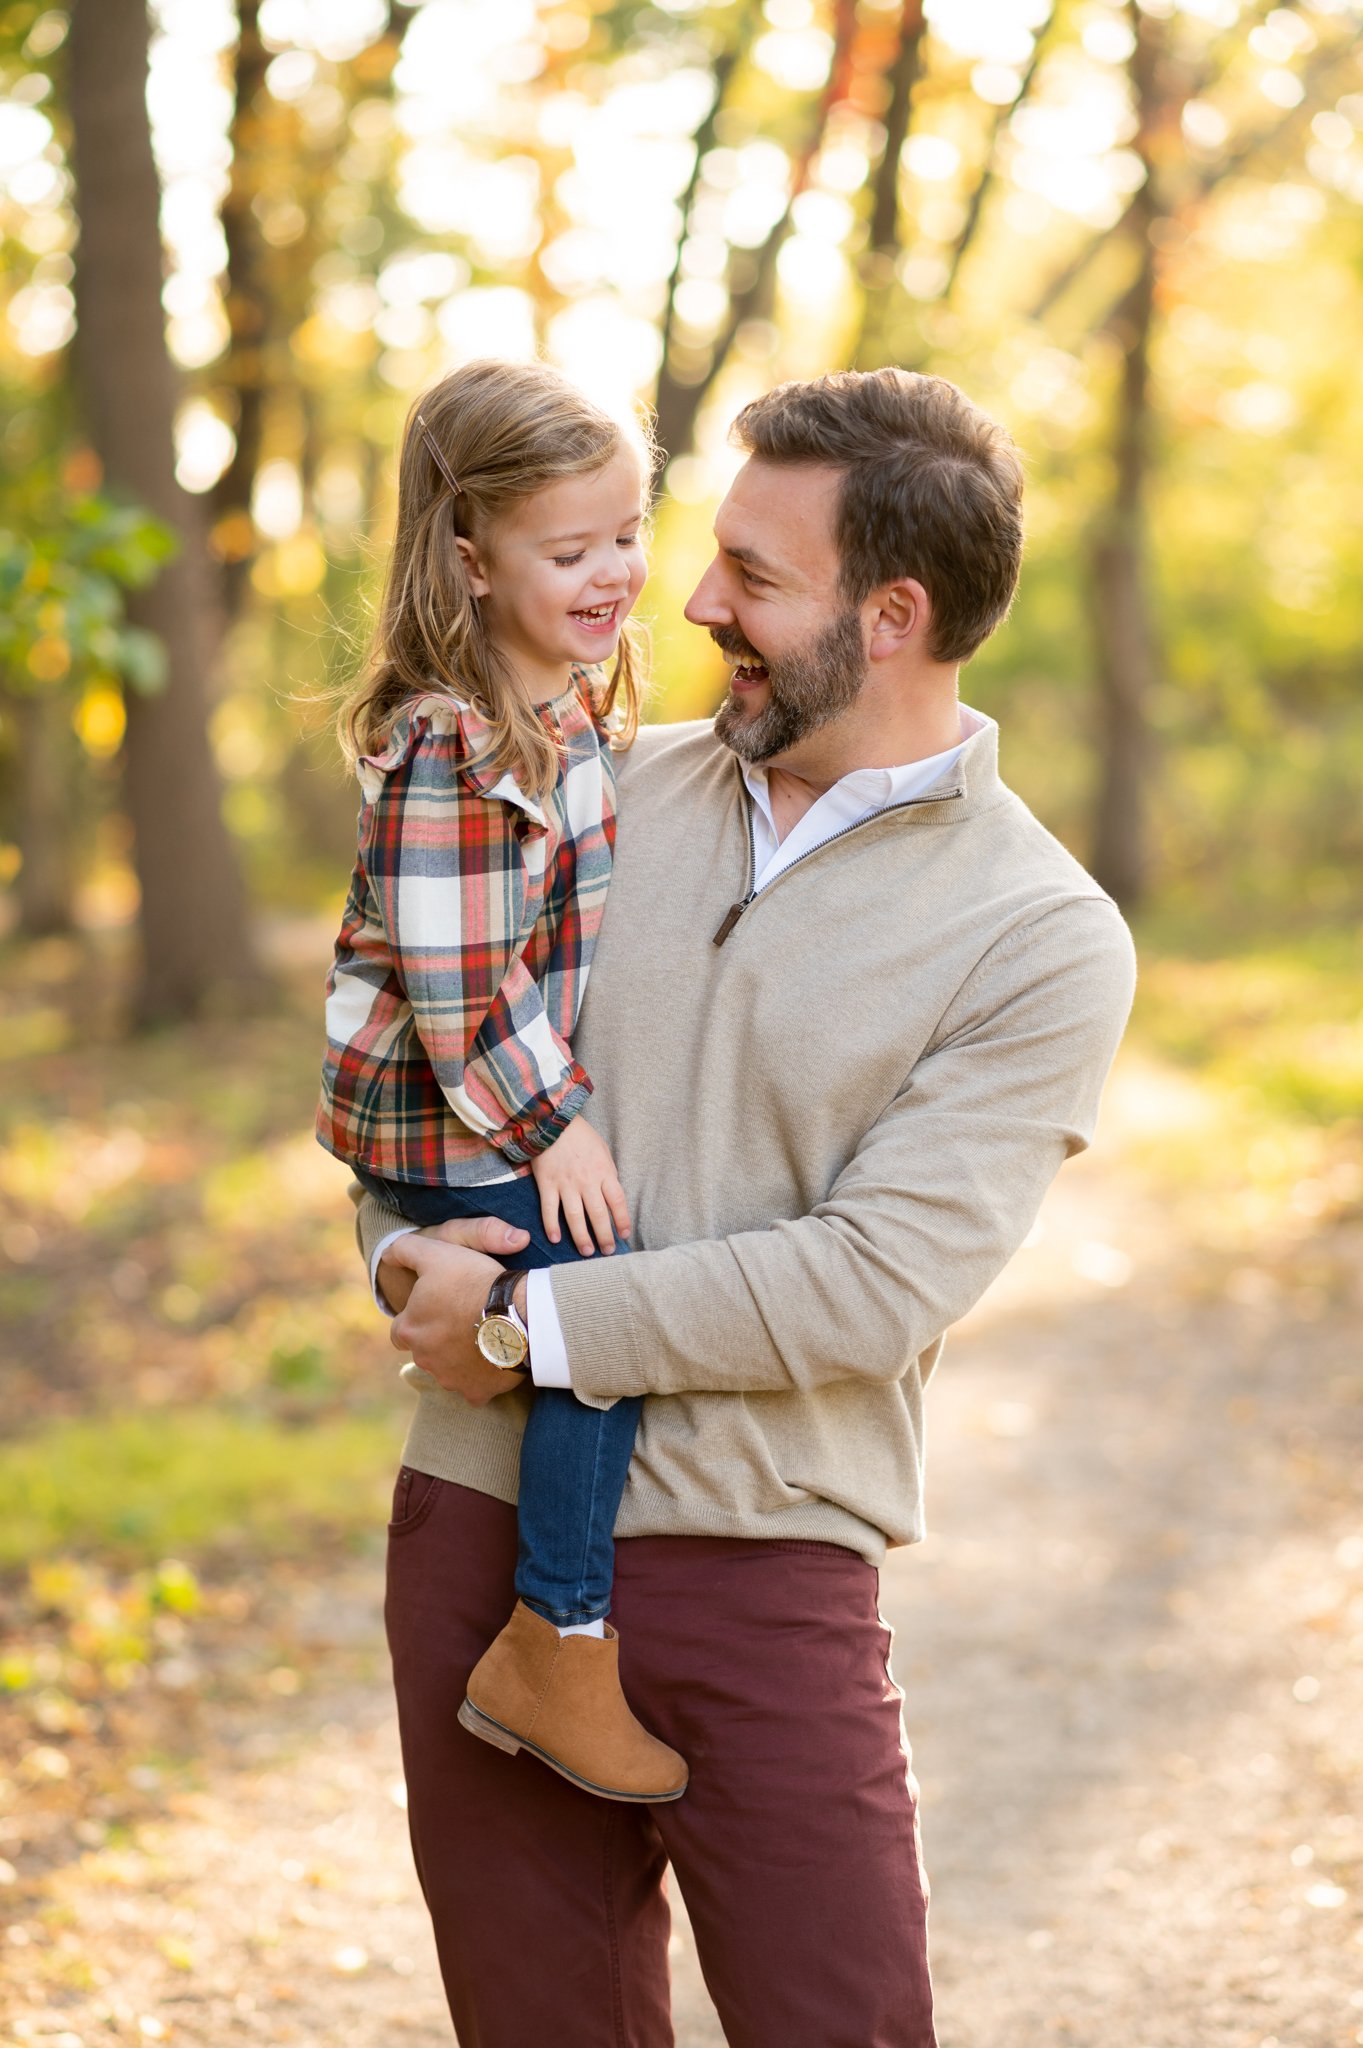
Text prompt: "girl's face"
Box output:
[[458, 446, 648, 702]]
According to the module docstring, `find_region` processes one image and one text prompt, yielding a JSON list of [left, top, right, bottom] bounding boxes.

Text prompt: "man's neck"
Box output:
[[756, 679, 966, 841]]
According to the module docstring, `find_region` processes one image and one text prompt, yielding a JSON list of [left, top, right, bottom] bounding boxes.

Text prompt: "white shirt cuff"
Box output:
[[526, 1268, 572, 1388], [370, 1225, 419, 1315]]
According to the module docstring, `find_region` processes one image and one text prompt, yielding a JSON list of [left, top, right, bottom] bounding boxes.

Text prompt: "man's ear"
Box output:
[[867, 577, 930, 662], [456, 535, 492, 598]]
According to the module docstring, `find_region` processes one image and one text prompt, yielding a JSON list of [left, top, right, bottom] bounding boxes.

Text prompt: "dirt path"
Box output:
[[4, 1075, 1361, 2047]]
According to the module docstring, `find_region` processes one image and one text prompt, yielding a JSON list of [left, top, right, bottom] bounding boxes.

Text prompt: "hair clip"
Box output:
[[415, 412, 463, 496]]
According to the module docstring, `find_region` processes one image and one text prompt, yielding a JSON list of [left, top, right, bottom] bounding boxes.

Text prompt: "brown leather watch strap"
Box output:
[[484, 1270, 523, 1322]]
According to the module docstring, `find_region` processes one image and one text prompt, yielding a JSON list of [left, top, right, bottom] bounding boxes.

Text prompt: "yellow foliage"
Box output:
[[290, 313, 375, 373], [73, 682, 126, 757], [210, 509, 256, 562], [27, 633, 70, 682], [252, 533, 327, 598]]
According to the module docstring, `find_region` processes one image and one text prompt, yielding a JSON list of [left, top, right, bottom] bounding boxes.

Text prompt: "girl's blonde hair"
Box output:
[[339, 359, 652, 797]]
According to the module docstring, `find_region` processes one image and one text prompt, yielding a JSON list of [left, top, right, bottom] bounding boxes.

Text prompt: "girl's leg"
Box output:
[[515, 1389, 645, 1625], [461, 1174, 642, 1627], [431, 1191, 686, 1797], [354, 1168, 644, 1618]]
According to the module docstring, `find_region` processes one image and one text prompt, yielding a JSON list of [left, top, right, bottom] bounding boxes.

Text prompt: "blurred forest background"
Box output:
[[2, 1, 1362, 2039]]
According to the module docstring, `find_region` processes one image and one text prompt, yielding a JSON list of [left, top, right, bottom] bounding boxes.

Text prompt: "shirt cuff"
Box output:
[[526, 1268, 572, 1388], [370, 1225, 419, 1316]]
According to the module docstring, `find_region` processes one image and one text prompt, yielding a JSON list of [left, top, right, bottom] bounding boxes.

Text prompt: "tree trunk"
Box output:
[[1089, 449, 1156, 907], [655, 32, 747, 395], [942, 10, 1056, 306], [1089, 8, 1160, 910], [67, 0, 263, 1022], [212, 0, 271, 618], [13, 686, 75, 936], [852, 0, 925, 368]]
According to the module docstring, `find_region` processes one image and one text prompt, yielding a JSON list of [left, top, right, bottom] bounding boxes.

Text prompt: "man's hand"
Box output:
[[381, 1218, 531, 1407]]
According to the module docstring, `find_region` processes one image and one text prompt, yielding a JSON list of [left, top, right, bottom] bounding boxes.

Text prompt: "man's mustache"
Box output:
[[709, 625, 766, 667]]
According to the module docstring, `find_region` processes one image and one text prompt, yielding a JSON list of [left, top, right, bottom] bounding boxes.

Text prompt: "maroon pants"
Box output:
[[385, 1472, 935, 2048]]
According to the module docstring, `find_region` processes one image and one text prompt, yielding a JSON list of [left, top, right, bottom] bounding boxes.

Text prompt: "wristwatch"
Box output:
[[474, 1270, 530, 1373]]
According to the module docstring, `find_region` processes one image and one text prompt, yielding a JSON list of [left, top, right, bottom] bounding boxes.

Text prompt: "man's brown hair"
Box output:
[[730, 369, 1024, 665]]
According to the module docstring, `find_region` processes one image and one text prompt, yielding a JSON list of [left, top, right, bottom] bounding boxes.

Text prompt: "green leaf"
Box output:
[[116, 627, 169, 694]]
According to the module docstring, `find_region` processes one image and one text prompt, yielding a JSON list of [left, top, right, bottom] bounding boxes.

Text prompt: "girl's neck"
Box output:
[[522, 673, 573, 707], [501, 652, 574, 709]]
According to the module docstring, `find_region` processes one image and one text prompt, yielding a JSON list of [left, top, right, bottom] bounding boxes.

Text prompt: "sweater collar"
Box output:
[[910, 705, 1001, 817], [735, 702, 1001, 825]]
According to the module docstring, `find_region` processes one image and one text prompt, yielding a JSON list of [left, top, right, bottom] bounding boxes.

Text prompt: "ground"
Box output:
[[1, 958, 1360, 2047]]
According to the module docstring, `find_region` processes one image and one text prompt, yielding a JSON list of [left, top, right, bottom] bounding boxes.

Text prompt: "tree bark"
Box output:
[[1088, 8, 1160, 909], [211, 0, 271, 618], [67, 0, 263, 1022], [657, 34, 746, 375], [852, 0, 925, 368], [13, 686, 75, 936]]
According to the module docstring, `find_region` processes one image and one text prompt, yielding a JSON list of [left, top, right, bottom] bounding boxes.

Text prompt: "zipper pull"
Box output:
[[712, 895, 753, 947]]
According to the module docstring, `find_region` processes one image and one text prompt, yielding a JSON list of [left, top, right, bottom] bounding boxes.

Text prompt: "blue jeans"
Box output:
[[356, 1167, 642, 1627]]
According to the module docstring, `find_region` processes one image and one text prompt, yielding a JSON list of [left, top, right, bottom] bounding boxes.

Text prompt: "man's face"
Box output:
[[684, 459, 868, 766]]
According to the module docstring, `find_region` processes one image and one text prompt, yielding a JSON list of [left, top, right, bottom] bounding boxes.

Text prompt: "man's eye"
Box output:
[[742, 572, 768, 590], [554, 552, 585, 567]]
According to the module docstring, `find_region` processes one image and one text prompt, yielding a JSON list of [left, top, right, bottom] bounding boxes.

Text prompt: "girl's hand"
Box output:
[[530, 1115, 632, 1257]]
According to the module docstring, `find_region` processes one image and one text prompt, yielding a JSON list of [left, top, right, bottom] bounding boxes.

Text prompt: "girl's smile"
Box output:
[[570, 599, 623, 638]]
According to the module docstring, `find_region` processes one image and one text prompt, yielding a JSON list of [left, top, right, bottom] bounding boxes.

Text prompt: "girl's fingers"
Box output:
[[583, 1187, 617, 1255], [560, 1189, 594, 1258], [604, 1177, 632, 1243], [537, 1179, 562, 1245]]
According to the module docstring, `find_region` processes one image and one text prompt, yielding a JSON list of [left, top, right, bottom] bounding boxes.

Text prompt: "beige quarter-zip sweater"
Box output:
[[356, 716, 1136, 1563]]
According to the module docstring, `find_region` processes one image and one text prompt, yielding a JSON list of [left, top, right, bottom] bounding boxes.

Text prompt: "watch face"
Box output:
[[476, 1315, 528, 1369]]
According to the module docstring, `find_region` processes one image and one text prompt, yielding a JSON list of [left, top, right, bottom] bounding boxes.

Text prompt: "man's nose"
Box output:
[[684, 560, 730, 626]]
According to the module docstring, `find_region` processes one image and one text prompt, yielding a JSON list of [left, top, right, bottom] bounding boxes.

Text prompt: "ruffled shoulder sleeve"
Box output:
[[356, 690, 477, 804]]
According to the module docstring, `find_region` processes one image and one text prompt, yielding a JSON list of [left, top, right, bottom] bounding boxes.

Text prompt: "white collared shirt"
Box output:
[[741, 703, 987, 895], [374, 705, 995, 1387]]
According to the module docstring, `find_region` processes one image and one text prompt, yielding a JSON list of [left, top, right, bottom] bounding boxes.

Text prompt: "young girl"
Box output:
[[317, 360, 686, 1805]]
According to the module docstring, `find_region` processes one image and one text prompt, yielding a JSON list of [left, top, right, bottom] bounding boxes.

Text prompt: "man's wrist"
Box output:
[[371, 1224, 419, 1315]]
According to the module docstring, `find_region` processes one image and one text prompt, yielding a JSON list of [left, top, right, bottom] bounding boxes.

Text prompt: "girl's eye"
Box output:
[[553, 552, 585, 567], [617, 533, 640, 548]]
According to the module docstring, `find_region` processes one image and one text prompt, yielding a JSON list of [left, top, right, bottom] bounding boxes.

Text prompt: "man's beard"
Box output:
[[711, 608, 867, 764]]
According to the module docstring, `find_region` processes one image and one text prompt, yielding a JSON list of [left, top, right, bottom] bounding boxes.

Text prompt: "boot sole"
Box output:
[[457, 1697, 688, 1803]]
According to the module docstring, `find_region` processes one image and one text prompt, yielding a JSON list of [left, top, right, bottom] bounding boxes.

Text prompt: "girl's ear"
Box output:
[[456, 535, 492, 598]]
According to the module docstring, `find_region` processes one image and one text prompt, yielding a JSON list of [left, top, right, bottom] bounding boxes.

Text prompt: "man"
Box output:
[[359, 369, 1136, 2047]]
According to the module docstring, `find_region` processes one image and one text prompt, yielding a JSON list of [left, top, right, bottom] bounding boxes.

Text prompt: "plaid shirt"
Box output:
[[317, 673, 617, 1187]]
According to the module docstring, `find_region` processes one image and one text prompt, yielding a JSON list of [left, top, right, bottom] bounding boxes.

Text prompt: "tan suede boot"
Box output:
[[458, 1601, 688, 1803]]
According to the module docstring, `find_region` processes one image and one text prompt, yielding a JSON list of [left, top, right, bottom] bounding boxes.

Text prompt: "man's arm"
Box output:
[[549, 900, 1136, 1403]]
